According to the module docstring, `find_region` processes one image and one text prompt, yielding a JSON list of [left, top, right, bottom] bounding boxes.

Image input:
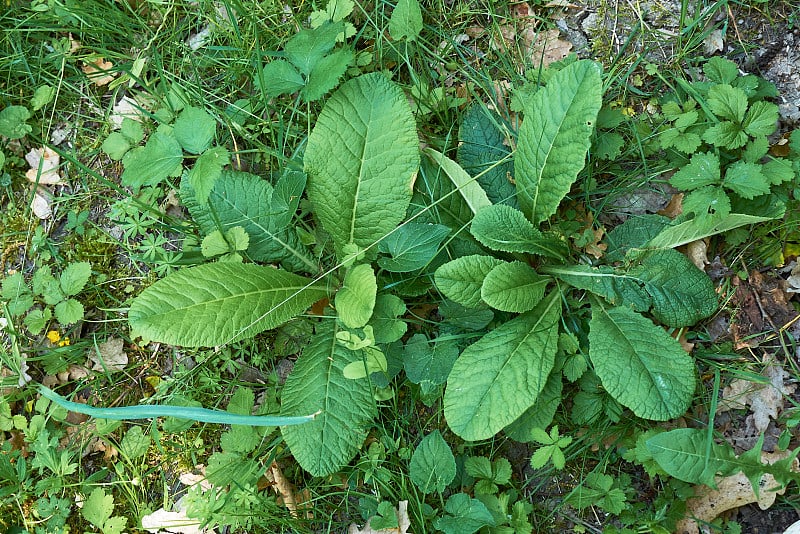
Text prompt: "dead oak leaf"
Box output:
[[82, 57, 117, 86], [88, 337, 128, 372]]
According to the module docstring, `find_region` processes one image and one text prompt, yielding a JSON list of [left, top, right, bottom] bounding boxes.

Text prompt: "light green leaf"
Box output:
[[669, 152, 720, 191], [335, 264, 377, 328], [60, 261, 91, 296], [342, 347, 387, 379], [120, 426, 151, 459], [704, 57, 738, 84], [82, 488, 115, 529], [707, 84, 747, 122], [515, 60, 602, 224], [305, 73, 419, 261], [201, 230, 232, 257], [434, 493, 495, 534], [434, 255, 505, 309], [423, 147, 491, 216], [403, 334, 459, 386], [121, 131, 183, 188], [481, 261, 549, 313], [303, 47, 354, 102], [368, 294, 407, 343], [0, 106, 32, 139], [31, 85, 55, 111], [120, 118, 143, 143], [444, 291, 561, 440], [188, 146, 230, 204], [54, 299, 84, 325], [102, 132, 131, 161], [128, 263, 327, 347], [503, 371, 563, 442], [470, 204, 566, 258], [389, 0, 423, 42], [256, 60, 304, 98], [409, 430, 456, 493], [285, 22, 341, 75], [24, 308, 51, 334], [703, 120, 747, 149], [646, 428, 737, 487], [377, 222, 450, 272], [645, 212, 777, 249], [281, 322, 377, 476], [173, 106, 216, 154], [588, 303, 696, 421], [723, 161, 770, 199]]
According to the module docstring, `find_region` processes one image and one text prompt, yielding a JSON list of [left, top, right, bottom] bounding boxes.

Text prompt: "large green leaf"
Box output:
[[470, 205, 567, 259], [481, 261, 549, 313], [645, 212, 777, 250], [181, 170, 315, 272], [305, 73, 419, 260], [121, 131, 183, 188], [128, 263, 327, 347], [281, 321, 377, 476], [588, 303, 695, 421], [434, 255, 505, 309], [645, 428, 736, 487], [503, 371, 563, 442], [335, 264, 377, 328], [444, 291, 561, 440], [515, 60, 602, 224], [424, 148, 492, 216], [544, 249, 717, 327]]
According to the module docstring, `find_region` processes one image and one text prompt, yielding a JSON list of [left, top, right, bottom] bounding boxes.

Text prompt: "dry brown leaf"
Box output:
[[266, 462, 311, 519], [686, 240, 709, 271], [82, 57, 117, 86], [348, 501, 412, 534], [524, 28, 572, 68], [676, 450, 800, 534], [88, 337, 128, 372], [657, 192, 684, 218], [25, 147, 63, 185]]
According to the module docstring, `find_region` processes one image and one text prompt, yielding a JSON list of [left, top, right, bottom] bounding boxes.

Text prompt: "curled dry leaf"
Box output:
[[88, 337, 128, 372], [82, 57, 117, 86], [686, 240, 710, 271], [141, 506, 215, 534], [31, 187, 53, 219], [785, 261, 800, 293], [26, 147, 62, 185], [348, 501, 412, 534], [110, 95, 148, 129], [657, 192, 684, 218], [676, 450, 800, 534], [266, 462, 312, 519]]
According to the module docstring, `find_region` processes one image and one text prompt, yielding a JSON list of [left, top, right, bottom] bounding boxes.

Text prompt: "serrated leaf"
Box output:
[[424, 148, 492, 216], [444, 291, 560, 440], [646, 428, 737, 487], [128, 263, 327, 346], [256, 60, 304, 98], [703, 121, 748, 150], [470, 204, 566, 258], [515, 60, 602, 224], [457, 104, 516, 206], [669, 152, 720, 191], [389, 0, 423, 41], [434, 255, 505, 309], [683, 186, 731, 217], [285, 22, 341, 75], [305, 73, 419, 261], [59, 261, 91, 296], [481, 261, 549, 313], [723, 161, 770, 199], [704, 57, 738, 84], [503, 372, 563, 442], [303, 47, 354, 102], [335, 264, 377, 328], [403, 334, 458, 386], [707, 84, 747, 122], [120, 426, 150, 459], [24, 308, 51, 334], [377, 222, 450, 272], [121, 131, 183, 188], [588, 303, 696, 420], [367, 294, 407, 343], [82, 488, 114, 528], [0, 106, 32, 139], [188, 146, 230, 204], [743, 100, 779, 137], [173, 106, 216, 154], [54, 299, 84, 325], [434, 493, 495, 534], [281, 322, 377, 476], [762, 158, 795, 185], [409, 430, 456, 493]]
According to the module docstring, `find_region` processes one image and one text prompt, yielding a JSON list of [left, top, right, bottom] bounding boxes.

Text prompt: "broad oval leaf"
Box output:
[[128, 263, 327, 347], [444, 291, 561, 440], [335, 263, 377, 328], [481, 261, 549, 313], [281, 322, 377, 476], [515, 60, 602, 224], [434, 255, 505, 309], [305, 73, 419, 260], [646, 428, 737, 487], [121, 131, 183, 188], [470, 204, 565, 258], [588, 303, 696, 421], [409, 430, 456, 494], [173, 106, 216, 154], [503, 371, 563, 442]]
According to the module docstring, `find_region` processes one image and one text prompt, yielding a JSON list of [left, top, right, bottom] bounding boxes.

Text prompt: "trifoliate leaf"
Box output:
[[256, 60, 305, 97], [723, 161, 770, 199], [335, 264, 377, 328], [409, 430, 456, 493], [173, 106, 216, 154], [669, 152, 720, 191]]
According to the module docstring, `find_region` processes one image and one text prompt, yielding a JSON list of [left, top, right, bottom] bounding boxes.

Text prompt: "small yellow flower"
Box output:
[[58, 337, 70, 347], [46, 330, 61, 344]]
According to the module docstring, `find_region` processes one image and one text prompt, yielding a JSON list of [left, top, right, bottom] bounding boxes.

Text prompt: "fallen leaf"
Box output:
[[703, 29, 725, 55], [524, 28, 572, 68], [676, 450, 799, 534], [785, 261, 800, 293], [348, 501, 412, 534], [25, 147, 62, 185], [686, 240, 709, 271], [110, 96, 148, 129], [141, 507, 215, 534], [266, 462, 311, 519], [82, 57, 117, 86], [88, 337, 128, 372], [657, 192, 683, 218], [31, 187, 53, 219]]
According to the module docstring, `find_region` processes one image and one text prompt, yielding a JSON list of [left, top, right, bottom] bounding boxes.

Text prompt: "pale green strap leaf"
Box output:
[[470, 204, 567, 259], [434, 255, 505, 309], [481, 261, 549, 313], [128, 263, 327, 347], [335, 263, 377, 328], [444, 291, 561, 440], [515, 60, 602, 224], [281, 322, 377, 476], [588, 303, 696, 421], [305, 73, 419, 261], [423, 147, 492, 216], [645, 212, 777, 249]]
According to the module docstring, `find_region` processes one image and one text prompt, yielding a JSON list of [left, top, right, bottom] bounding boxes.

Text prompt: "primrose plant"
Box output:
[[127, 59, 726, 477]]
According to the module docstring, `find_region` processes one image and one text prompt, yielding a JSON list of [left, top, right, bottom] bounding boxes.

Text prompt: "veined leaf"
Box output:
[[121, 132, 183, 188], [545, 249, 716, 327], [367, 294, 407, 343], [423, 148, 492, 216], [669, 152, 720, 191], [389, 0, 423, 42], [588, 303, 695, 421], [284, 22, 341, 76], [303, 47, 354, 102], [645, 212, 777, 249], [723, 161, 770, 199], [444, 291, 561, 440], [515, 60, 602, 224], [503, 371, 563, 442], [646, 428, 737, 487], [128, 263, 327, 347], [173, 106, 216, 154], [481, 261, 549, 313], [434, 255, 505, 309], [377, 222, 450, 272], [335, 264, 377, 328], [188, 146, 230, 204], [305, 73, 419, 261], [409, 430, 456, 494], [470, 204, 567, 259], [281, 321, 377, 476], [255, 60, 304, 98]]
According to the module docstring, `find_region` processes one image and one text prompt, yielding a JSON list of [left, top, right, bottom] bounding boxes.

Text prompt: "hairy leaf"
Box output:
[[589, 303, 695, 421], [281, 322, 377, 476], [444, 291, 561, 440], [128, 263, 327, 347], [305, 73, 419, 260], [434, 255, 505, 309], [481, 261, 549, 313], [173, 106, 216, 154], [470, 204, 567, 258], [515, 60, 602, 223]]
